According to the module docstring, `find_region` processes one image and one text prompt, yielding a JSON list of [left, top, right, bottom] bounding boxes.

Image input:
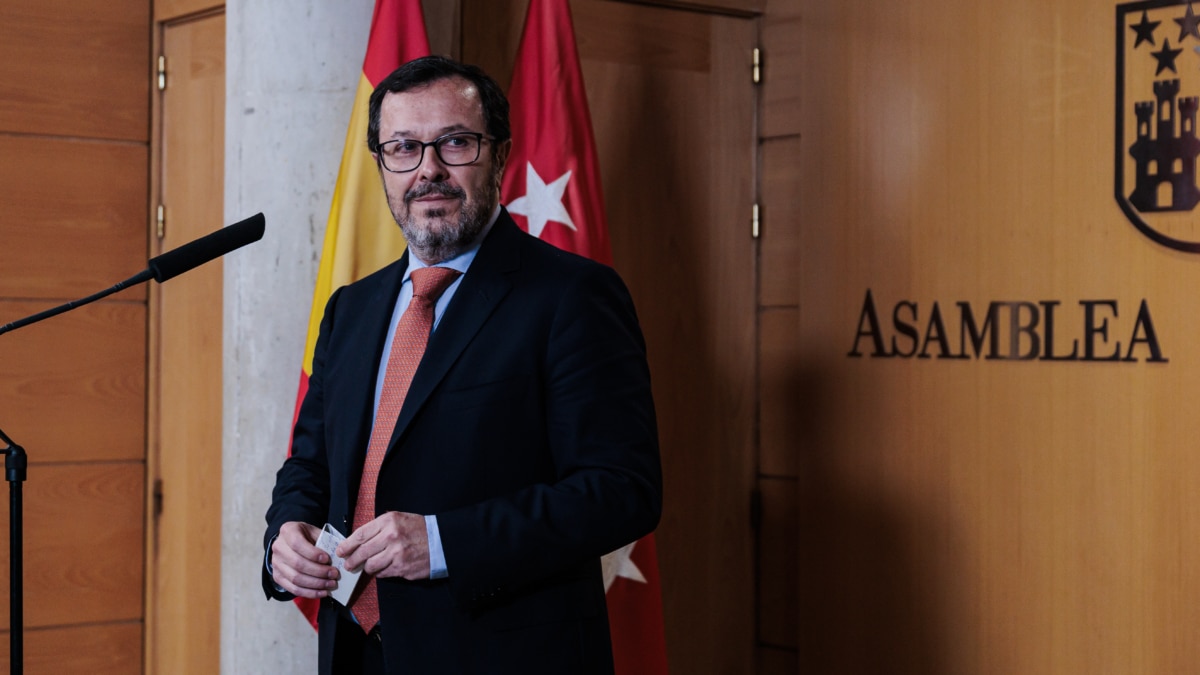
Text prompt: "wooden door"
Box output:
[[463, 1, 759, 671], [146, 11, 225, 674]]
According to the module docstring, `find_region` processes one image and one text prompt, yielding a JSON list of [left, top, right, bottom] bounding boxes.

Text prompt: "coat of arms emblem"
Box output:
[[1117, 0, 1200, 251]]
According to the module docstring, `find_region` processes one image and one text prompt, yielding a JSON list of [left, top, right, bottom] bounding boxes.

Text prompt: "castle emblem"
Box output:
[[1117, 0, 1200, 252]]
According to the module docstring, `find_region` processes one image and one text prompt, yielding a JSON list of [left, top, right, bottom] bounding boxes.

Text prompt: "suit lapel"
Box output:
[[384, 212, 522, 458]]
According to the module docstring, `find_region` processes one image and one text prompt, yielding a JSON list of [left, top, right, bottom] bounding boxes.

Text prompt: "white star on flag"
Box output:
[[601, 540, 647, 592], [507, 162, 577, 239]]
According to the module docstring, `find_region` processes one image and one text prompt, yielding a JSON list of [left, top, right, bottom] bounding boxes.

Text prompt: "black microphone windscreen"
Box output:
[[148, 213, 265, 283]]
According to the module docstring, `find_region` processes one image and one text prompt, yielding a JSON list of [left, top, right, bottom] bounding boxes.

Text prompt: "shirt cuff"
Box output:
[[425, 514, 448, 579]]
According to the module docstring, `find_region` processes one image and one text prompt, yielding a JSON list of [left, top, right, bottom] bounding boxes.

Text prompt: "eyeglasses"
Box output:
[[376, 131, 491, 173]]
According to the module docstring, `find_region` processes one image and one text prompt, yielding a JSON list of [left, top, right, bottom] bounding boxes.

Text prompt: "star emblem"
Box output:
[[1177, 1, 1200, 42], [1131, 10, 1160, 48], [506, 163, 577, 239], [601, 541, 647, 592], [1152, 38, 1184, 75]]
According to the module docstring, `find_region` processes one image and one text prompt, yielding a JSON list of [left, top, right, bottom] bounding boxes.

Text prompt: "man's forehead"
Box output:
[[382, 77, 483, 119]]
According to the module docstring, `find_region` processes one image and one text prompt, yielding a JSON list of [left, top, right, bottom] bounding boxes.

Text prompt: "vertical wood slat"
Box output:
[[758, 477, 798, 648], [0, 136, 148, 302], [0, 301, 146, 464], [762, 0, 800, 138], [147, 13, 225, 675], [0, 0, 150, 141], [760, 136, 801, 307], [757, 644, 799, 674], [759, 307, 800, 477]]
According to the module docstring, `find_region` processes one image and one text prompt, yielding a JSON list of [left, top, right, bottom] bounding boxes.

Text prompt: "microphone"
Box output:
[[148, 212, 265, 283], [0, 213, 266, 336]]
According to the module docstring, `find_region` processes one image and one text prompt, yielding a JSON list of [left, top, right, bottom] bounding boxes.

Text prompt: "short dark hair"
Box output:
[[367, 55, 511, 154]]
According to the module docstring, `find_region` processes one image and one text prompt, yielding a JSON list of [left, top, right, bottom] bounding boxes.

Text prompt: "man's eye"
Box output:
[[392, 141, 421, 154]]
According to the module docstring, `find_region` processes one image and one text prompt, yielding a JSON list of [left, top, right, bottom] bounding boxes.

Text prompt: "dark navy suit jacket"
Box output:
[[263, 210, 662, 674]]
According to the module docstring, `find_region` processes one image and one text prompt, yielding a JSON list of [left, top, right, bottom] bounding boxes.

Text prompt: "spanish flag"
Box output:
[[289, 0, 430, 630]]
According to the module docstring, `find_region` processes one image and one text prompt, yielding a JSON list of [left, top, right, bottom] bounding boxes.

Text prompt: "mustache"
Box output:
[[405, 182, 466, 203]]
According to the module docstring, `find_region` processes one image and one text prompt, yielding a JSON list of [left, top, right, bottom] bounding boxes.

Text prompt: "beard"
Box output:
[[390, 179, 496, 265]]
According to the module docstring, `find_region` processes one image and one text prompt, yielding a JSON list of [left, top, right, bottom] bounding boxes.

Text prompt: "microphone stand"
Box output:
[[0, 212, 262, 675], [0, 269, 152, 675], [0, 426, 24, 673]]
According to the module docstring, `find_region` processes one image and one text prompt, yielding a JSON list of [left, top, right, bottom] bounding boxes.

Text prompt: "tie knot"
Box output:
[[410, 266, 461, 302]]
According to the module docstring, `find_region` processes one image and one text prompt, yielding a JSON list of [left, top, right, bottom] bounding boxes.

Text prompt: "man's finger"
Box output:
[[274, 562, 336, 598]]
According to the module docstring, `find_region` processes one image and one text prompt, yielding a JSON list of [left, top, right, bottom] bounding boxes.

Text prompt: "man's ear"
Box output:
[[493, 139, 513, 187], [495, 139, 513, 173]]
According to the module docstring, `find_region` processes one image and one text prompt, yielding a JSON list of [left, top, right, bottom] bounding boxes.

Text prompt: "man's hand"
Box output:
[[271, 521, 339, 598], [337, 511, 430, 580]]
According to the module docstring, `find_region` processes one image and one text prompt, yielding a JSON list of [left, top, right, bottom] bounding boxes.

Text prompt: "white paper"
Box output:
[[315, 523, 364, 607]]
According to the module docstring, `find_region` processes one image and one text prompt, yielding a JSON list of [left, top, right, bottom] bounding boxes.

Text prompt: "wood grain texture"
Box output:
[[762, 0, 800, 137], [760, 307, 799, 477], [0, 463, 144, 630], [0, 622, 142, 675], [0, 301, 146, 463], [146, 13, 224, 675], [757, 645, 799, 674], [795, 1, 1200, 672], [154, 0, 222, 22], [0, 0, 150, 141], [757, 477, 798, 648], [761, 136, 801, 307], [0, 135, 148, 302]]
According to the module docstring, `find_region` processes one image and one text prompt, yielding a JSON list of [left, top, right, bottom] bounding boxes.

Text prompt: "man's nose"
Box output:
[[417, 145, 450, 181]]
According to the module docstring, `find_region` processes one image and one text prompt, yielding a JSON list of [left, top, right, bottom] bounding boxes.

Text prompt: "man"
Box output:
[[263, 55, 662, 675]]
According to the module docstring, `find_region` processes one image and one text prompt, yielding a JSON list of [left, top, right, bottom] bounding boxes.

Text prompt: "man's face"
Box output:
[[374, 76, 509, 264]]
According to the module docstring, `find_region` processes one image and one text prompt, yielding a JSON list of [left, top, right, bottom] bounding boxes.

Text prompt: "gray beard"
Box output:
[[393, 182, 494, 264]]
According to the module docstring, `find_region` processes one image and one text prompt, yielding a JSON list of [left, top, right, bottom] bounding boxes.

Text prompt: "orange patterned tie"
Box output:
[[350, 265, 461, 633]]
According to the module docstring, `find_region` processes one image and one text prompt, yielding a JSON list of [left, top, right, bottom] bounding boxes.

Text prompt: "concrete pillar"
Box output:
[[222, 1, 373, 671]]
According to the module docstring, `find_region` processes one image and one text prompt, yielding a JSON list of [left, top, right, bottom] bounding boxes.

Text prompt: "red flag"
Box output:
[[501, 1, 669, 672], [288, 0, 430, 630]]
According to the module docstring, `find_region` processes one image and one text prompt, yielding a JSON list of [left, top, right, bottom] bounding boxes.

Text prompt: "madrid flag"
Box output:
[[289, 0, 430, 630], [501, 1, 669, 672]]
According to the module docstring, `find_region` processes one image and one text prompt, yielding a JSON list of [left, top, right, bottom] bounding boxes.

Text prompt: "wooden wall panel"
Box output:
[[757, 645, 799, 675], [757, 476, 798, 647], [0, 136, 148, 301], [0, 623, 142, 675], [759, 307, 799, 477], [794, 0, 1200, 672], [761, 136, 801, 307], [761, 0, 800, 138], [0, 0, 150, 141], [147, 13, 225, 674], [0, 463, 144, 629], [154, 0, 221, 22], [0, 0, 150, 669], [0, 302, 146, 464]]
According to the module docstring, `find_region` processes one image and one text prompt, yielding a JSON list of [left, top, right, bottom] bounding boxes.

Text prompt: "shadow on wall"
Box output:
[[791, 363, 959, 675]]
